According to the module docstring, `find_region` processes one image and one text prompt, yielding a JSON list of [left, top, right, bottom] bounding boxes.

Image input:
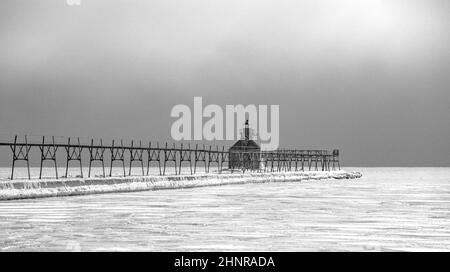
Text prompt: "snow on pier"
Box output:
[[0, 171, 361, 201]]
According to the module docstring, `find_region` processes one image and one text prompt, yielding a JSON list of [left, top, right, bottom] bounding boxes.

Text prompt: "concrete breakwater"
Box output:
[[0, 171, 362, 201]]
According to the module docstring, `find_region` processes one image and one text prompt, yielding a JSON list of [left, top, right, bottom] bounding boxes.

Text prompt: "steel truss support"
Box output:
[[163, 143, 177, 176], [219, 147, 229, 173], [129, 140, 144, 176], [147, 142, 161, 176], [88, 139, 105, 178], [178, 143, 193, 175], [65, 137, 83, 178], [9, 135, 31, 179], [194, 144, 207, 174], [207, 146, 220, 174], [110, 139, 126, 177]]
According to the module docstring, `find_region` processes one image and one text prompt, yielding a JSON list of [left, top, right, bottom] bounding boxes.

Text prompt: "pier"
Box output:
[[0, 135, 340, 180]]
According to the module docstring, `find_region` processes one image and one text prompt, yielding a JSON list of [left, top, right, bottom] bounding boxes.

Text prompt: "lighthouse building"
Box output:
[[228, 120, 261, 170]]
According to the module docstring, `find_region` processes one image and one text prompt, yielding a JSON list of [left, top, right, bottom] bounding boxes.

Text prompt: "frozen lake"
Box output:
[[0, 167, 449, 251]]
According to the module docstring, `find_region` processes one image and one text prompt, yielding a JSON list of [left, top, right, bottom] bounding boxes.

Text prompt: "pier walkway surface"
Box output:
[[0, 170, 361, 201]]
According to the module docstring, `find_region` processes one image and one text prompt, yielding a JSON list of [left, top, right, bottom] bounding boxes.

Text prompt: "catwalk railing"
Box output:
[[0, 135, 340, 180]]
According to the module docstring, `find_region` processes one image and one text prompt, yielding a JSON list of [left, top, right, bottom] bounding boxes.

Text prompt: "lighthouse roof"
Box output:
[[229, 139, 260, 152]]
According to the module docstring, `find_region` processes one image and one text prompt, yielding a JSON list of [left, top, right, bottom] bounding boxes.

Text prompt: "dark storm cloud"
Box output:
[[0, 0, 449, 166]]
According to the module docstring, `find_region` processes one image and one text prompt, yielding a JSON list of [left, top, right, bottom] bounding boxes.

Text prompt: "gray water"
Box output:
[[0, 167, 449, 251]]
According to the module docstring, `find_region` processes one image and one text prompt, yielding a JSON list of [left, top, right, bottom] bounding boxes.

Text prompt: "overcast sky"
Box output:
[[0, 0, 449, 166]]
